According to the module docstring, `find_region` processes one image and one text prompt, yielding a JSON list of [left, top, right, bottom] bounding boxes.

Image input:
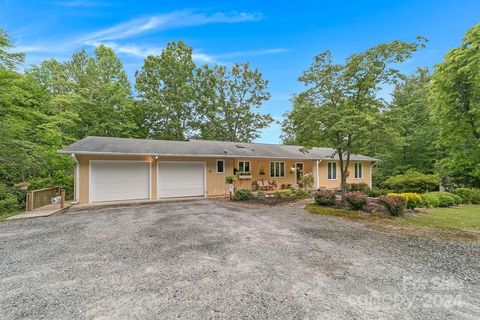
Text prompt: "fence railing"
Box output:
[[26, 187, 65, 211]]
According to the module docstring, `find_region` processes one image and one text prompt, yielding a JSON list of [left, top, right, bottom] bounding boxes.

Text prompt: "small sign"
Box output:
[[228, 184, 234, 192]]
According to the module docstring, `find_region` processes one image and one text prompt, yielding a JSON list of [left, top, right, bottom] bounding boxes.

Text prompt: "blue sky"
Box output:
[[1, 0, 479, 143]]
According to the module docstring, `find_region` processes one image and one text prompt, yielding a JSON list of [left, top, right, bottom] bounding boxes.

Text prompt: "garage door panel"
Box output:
[[91, 161, 150, 202], [158, 162, 205, 198]]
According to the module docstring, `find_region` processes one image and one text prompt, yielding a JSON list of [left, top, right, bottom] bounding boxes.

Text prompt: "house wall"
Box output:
[[75, 155, 373, 204], [318, 160, 372, 189], [232, 158, 313, 190]]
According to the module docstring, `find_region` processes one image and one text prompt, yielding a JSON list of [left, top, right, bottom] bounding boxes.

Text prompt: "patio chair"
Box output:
[[262, 179, 273, 191], [255, 180, 264, 191]]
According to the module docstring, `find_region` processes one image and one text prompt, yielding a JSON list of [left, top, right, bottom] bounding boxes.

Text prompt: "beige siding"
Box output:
[[76, 155, 373, 204], [318, 160, 372, 189]]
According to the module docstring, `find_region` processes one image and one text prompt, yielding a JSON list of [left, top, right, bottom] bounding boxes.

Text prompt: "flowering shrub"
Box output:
[[314, 190, 336, 206], [388, 192, 422, 209], [378, 195, 406, 216], [345, 192, 368, 210]]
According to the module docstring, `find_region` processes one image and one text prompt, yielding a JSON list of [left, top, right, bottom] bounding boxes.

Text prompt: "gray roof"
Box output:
[[58, 136, 377, 161]]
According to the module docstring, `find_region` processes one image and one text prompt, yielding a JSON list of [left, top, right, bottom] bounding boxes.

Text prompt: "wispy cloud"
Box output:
[[55, 1, 108, 7], [81, 10, 262, 44]]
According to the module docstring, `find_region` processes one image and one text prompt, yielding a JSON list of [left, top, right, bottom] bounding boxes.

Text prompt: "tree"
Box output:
[[283, 39, 425, 200], [0, 29, 24, 69], [195, 63, 272, 142], [430, 23, 480, 187], [135, 41, 197, 140], [369, 68, 437, 183]]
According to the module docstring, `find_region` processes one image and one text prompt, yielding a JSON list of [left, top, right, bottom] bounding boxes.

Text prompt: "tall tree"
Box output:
[[0, 29, 25, 70], [135, 41, 196, 140], [195, 63, 272, 142], [370, 68, 437, 183], [430, 23, 480, 187], [283, 39, 424, 200]]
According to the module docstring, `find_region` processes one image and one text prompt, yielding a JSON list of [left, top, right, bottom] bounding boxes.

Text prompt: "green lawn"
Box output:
[[0, 210, 21, 221], [305, 203, 480, 241]]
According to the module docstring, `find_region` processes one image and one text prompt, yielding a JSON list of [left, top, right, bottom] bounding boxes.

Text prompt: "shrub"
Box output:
[[280, 189, 293, 197], [347, 183, 370, 192], [366, 188, 391, 197], [388, 192, 422, 209], [422, 192, 461, 208], [451, 188, 480, 204], [233, 189, 254, 201], [378, 195, 406, 216], [294, 188, 310, 198], [274, 191, 284, 199], [314, 190, 336, 206], [383, 170, 439, 193], [345, 192, 368, 210], [225, 176, 236, 184], [0, 183, 20, 214]]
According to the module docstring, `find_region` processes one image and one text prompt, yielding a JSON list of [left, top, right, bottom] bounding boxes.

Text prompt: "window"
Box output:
[[238, 161, 250, 173], [216, 160, 224, 173], [354, 162, 363, 179], [327, 162, 337, 180], [270, 161, 285, 177]]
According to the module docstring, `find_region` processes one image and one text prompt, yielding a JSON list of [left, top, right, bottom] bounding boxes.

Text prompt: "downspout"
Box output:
[[71, 154, 80, 204]]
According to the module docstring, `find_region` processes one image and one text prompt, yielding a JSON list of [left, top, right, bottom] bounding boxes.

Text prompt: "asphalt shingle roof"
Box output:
[[58, 136, 377, 161]]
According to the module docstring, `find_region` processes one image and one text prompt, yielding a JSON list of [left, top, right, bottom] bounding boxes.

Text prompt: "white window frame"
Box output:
[[354, 162, 363, 179], [216, 159, 225, 174], [238, 160, 251, 173], [270, 161, 285, 178], [327, 162, 337, 180]]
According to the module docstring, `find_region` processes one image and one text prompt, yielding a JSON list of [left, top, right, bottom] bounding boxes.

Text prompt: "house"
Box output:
[[58, 136, 377, 204]]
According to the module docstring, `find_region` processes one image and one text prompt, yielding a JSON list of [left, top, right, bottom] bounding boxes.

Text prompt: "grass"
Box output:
[[305, 203, 480, 242], [0, 210, 22, 221]]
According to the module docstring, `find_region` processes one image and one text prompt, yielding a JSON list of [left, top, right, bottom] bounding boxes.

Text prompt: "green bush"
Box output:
[[294, 188, 310, 198], [422, 192, 461, 208], [233, 189, 254, 201], [345, 192, 368, 210], [366, 188, 391, 197], [388, 192, 422, 209], [383, 170, 439, 193], [281, 189, 293, 197], [0, 184, 20, 214], [451, 188, 480, 204], [274, 191, 284, 199], [451, 188, 474, 204], [378, 195, 406, 216], [314, 190, 336, 206], [347, 183, 370, 192]]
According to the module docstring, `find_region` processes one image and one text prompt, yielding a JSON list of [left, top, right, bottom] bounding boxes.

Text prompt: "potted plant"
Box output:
[[225, 175, 236, 200]]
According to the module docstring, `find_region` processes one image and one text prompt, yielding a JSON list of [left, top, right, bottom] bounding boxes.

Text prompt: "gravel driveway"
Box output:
[[1, 200, 479, 319]]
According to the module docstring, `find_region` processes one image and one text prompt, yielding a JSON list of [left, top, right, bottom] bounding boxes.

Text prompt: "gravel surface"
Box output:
[[0, 200, 479, 319]]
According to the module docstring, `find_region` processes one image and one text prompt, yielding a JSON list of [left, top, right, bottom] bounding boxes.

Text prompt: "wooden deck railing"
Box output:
[[26, 187, 65, 211]]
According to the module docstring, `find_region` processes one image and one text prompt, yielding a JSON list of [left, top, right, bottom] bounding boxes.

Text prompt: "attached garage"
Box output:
[[157, 161, 205, 198], [89, 161, 150, 203]]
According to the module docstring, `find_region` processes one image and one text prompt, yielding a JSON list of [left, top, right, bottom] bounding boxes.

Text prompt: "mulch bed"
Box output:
[[242, 196, 306, 206]]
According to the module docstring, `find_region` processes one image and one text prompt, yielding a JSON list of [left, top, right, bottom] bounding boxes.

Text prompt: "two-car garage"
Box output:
[[89, 160, 205, 203]]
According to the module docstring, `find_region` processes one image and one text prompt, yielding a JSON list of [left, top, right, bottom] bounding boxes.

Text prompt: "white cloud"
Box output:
[[81, 10, 262, 44]]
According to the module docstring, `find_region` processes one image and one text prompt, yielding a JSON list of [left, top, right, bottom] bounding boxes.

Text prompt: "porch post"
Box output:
[[313, 160, 320, 190]]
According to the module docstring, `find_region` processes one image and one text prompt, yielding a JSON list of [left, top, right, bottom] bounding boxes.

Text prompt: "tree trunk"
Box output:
[[337, 148, 351, 203]]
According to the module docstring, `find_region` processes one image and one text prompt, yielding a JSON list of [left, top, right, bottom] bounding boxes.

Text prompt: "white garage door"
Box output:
[[157, 162, 205, 198], [90, 161, 150, 203]]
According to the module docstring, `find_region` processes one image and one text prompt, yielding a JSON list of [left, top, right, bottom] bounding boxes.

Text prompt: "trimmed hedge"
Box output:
[[347, 183, 370, 192], [345, 192, 368, 210], [383, 170, 439, 193], [314, 190, 336, 206], [451, 188, 480, 204], [422, 192, 462, 208], [388, 192, 422, 209]]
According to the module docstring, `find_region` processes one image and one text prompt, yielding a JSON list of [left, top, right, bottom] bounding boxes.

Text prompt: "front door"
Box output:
[[295, 163, 304, 184]]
